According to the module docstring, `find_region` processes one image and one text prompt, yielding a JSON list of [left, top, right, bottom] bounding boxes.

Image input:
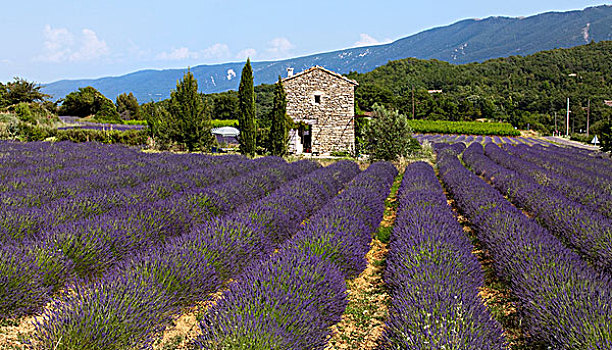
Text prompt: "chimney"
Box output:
[[287, 67, 294, 77]]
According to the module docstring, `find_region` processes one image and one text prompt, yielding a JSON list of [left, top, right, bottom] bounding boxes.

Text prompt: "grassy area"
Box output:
[[408, 119, 520, 136], [211, 119, 238, 128]]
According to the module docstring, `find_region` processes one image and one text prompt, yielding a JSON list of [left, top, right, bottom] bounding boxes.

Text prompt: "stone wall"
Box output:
[[282, 67, 356, 155]]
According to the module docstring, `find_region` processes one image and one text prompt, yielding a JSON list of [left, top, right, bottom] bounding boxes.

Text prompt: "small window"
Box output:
[[314, 95, 321, 104]]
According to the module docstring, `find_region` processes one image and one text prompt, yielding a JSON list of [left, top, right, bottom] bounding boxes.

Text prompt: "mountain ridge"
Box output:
[[42, 5, 612, 102]]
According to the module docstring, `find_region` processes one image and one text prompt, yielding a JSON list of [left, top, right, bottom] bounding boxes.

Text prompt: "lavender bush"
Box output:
[[382, 161, 506, 349], [197, 162, 396, 349], [438, 146, 612, 348], [491, 143, 612, 218], [32, 160, 354, 349], [463, 142, 612, 273]]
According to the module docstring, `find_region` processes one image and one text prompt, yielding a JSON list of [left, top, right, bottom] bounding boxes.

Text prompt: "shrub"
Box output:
[[600, 120, 612, 153], [54, 128, 148, 145], [14, 102, 36, 124], [366, 104, 420, 161], [15, 122, 56, 141]]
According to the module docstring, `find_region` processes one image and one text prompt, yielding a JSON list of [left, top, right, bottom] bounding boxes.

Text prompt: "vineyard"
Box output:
[[1, 139, 611, 349], [407, 120, 520, 136]]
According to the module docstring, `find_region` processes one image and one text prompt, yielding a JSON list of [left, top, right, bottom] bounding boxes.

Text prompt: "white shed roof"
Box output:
[[212, 126, 240, 137]]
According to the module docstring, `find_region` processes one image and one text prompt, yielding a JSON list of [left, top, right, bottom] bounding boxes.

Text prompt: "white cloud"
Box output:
[[156, 47, 197, 60], [37, 25, 108, 62], [354, 33, 392, 47], [40, 25, 74, 62], [156, 43, 231, 61], [236, 48, 257, 60], [202, 43, 230, 59], [266, 37, 294, 57], [70, 29, 109, 61]]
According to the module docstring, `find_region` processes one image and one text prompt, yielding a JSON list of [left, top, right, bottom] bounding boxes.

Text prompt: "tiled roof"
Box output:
[[281, 66, 359, 86]]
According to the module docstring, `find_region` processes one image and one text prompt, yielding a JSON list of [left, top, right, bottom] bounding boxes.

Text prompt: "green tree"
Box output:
[[0, 83, 6, 108], [116, 92, 141, 120], [142, 101, 173, 150], [1, 78, 50, 107], [366, 104, 420, 161], [168, 69, 214, 152], [269, 76, 289, 156], [600, 120, 612, 153], [210, 91, 239, 120], [238, 58, 257, 157], [59, 86, 120, 122]]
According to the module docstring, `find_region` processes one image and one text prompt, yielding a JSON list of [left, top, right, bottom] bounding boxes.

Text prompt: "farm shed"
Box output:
[[282, 66, 358, 155], [212, 126, 239, 145]]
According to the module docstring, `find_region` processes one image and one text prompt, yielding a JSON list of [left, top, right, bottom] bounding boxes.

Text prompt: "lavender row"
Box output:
[[32, 161, 360, 349], [438, 147, 612, 348], [0, 157, 311, 320], [510, 143, 612, 188], [0, 154, 254, 243], [0, 151, 223, 209], [505, 144, 612, 193], [487, 143, 612, 218], [529, 143, 612, 176], [40, 157, 295, 278], [196, 162, 396, 349], [463, 143, 612, 273], [1, 141, 158, 186], [415, 134, 549, 147], [0, 140, 214, 175], [0, 142, 228, 207], [382, 162, 505, 349], [0, 147, 156, 192]]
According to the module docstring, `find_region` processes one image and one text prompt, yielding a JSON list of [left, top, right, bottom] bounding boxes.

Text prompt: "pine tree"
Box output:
[[168, 69, 213, 152], [238, 59, 257, 157], [269, 76, 289, 156]]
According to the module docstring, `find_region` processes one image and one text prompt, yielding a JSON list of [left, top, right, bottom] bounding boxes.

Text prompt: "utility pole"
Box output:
[[554, 112, 557, 136], [566, 98, 570, 137], [411, 85, 415, 120], [586, 98, 591, 137]]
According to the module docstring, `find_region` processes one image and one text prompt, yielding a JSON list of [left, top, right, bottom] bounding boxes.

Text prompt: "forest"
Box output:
[[345, 40, 612, 134]]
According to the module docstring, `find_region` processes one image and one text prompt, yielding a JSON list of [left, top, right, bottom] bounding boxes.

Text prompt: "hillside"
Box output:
[[349, 40, 612, 133], [42, 5, 612, 102]]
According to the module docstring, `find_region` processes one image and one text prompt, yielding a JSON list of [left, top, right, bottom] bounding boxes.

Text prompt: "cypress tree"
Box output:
[[168, 69, 213, 152], [270, 76, 289, 156], [238, 58, 257, 157]]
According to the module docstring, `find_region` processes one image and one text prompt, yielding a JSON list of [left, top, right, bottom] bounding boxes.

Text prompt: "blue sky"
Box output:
[[0, 0, 606, 83]]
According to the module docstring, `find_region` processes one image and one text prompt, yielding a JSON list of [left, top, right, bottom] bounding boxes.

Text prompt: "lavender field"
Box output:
[[1, 139, 611, 349]]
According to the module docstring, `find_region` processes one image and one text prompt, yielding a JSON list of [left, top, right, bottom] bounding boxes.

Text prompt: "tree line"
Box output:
[[4, 40, 612, 153], [142, 60, 289, 156], [347, 40, 612, 135]]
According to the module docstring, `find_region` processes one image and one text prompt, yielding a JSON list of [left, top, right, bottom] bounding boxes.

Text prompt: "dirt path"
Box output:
[[544, 136, 600, 151], [325, 171, 403, 350]]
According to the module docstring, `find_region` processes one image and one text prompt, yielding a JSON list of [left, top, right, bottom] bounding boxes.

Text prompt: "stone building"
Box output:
[[282, 66, 358, 155]]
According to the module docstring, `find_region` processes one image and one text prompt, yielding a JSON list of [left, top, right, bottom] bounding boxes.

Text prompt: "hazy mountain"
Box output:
[[43, 5, 612, 102]]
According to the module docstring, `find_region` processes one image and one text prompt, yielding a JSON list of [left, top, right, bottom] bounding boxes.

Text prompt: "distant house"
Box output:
[[281, 66, 358, 155]]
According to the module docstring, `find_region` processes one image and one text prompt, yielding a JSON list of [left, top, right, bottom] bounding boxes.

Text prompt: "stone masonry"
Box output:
[[282, 66, 358, 155]]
